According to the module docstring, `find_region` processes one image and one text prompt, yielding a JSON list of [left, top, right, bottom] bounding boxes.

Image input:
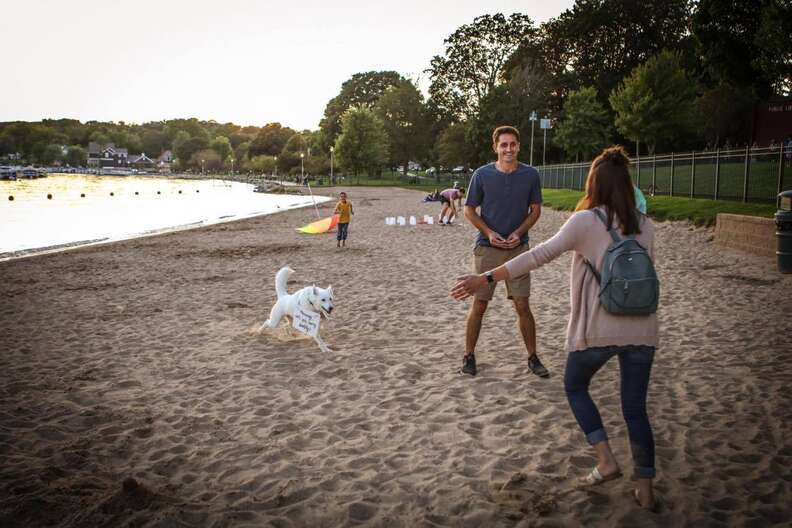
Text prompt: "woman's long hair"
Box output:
[[575, 145, 641, 235]]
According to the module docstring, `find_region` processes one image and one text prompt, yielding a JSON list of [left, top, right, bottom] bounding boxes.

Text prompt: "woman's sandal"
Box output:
[[633, 489, 659, 512], [581, 466, 623, 486]]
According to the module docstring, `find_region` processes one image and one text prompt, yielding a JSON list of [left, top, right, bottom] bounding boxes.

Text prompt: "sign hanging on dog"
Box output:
[[292, 307, 321, 337]]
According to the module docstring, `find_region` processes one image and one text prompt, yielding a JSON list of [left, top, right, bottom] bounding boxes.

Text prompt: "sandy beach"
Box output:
[[1, 186, 791, 527]]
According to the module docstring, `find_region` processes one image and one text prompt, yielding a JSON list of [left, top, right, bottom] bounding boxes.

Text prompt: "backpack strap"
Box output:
[[584, 208, 647, 285], [584, 208, 621, 284], [584, 257, 601, 284], [591, 208, 622, 243]]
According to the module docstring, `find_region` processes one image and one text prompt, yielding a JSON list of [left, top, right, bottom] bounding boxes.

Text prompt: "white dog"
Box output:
[[261, 267, 334, 353]]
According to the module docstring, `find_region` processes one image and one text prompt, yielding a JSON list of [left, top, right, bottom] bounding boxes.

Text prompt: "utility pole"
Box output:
[[529, 111, 537, 166], [540, 117, 552, 167]]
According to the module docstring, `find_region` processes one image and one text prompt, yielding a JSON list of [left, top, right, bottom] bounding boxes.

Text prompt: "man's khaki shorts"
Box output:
[[472, 243, 531, 300]]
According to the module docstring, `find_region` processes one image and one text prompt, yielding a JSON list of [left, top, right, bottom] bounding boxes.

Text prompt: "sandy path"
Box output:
[[1, 186, 790, 527]]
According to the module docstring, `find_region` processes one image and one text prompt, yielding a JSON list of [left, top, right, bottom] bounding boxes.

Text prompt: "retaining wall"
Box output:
[[714, 213, 776, 257]]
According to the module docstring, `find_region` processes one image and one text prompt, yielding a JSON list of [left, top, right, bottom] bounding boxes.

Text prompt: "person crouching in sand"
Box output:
[[451, 146, 659, 511], [438, 187, 464, 225]]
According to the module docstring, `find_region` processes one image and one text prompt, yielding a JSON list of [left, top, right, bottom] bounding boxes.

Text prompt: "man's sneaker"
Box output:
[[528, 354, 549, 378], [461, 353, 477, 376]]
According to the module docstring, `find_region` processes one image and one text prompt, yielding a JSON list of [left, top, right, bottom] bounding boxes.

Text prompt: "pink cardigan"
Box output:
[[504, 207, 659, 352]]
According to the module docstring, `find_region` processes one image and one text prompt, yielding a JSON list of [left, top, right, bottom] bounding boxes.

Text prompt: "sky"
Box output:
[[1, 0, 575, 130]]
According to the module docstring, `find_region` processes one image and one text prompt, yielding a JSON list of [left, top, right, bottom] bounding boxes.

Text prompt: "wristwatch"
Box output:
[[485, 271, 494, 283]]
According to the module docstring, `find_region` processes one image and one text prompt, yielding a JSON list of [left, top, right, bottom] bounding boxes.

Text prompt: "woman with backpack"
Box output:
[[450, 145, 659, 511]]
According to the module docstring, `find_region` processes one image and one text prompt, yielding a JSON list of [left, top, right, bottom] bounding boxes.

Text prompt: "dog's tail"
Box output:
[[275, 267, 294, 299]]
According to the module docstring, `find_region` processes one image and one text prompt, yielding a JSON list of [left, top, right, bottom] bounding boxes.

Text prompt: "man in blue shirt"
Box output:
[[460, 125, 549, 378]]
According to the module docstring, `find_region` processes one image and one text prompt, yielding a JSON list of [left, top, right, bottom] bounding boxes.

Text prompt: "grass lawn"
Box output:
[[311, 172, 779, 227], [542, 189, 777, 226], [539, 153, 790, 204]]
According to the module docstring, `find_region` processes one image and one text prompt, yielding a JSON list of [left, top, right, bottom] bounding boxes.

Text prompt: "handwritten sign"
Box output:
[[292, 307, 321, 337]]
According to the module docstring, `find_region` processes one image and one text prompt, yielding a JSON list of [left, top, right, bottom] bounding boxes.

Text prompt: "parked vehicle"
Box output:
[[0, 166, 17, 180], [20, 166, 39, 178]]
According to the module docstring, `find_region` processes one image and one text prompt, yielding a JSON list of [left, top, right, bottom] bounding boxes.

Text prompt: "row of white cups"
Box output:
[[385, 215, 435, 226]]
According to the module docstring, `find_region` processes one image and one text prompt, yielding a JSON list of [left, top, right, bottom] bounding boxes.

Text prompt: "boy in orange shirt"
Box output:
[[333, 192, 354, 248]]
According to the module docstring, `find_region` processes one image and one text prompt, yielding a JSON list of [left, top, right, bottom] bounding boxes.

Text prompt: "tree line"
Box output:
[[1, 0, 789, 176]]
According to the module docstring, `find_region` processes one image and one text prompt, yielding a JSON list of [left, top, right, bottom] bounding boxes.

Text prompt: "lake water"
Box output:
[[0, 174, 330, 260]]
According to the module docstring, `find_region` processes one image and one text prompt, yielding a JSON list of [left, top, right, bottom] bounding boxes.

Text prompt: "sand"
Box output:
[[1, 186, 791, 527]]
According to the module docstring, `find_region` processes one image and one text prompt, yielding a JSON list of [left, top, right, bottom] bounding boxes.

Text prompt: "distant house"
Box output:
[[87, 142, 129, 168], [129, 153, 155, 170], [156, 150, 173, 173]]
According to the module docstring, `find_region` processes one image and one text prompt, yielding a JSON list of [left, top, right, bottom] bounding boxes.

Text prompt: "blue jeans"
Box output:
[[337, 222, 349, 241], [564, 345, 656, 479]]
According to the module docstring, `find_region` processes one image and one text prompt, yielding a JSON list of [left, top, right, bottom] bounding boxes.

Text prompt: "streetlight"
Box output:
[[274, 155, 279, 184], [541, 116, 551, 167], [330, 146, 334, 185], [300, 152, 305, 185], [529, 110, 537, 166], [230, 157, 234, 179], [201, 159, 205, 178]]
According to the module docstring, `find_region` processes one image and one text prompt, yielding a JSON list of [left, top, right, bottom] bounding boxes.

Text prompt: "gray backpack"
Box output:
[[584, 208, 659, 316]]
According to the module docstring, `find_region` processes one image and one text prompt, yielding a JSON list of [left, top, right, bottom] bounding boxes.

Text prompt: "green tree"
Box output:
[[164, 118, 210, 144], [0, 123, 29, 156], [64, 145, 87, 167], [248, 123, 295, 157], [427, 13, 537, 121], [190, 149, 222, 172], [506, 1, 693, 114], [215, 122, 241, 140], [39, 144, 63, 165], [230, 131, 255, 149], [692, 0, 792, 98], [466, 65, 555, 164], [319, 71, 403, 149], [173, 133, 209, 166], [234, 141, 251, 167], [108, 129, 142, 153], [301, 130, 331, 179], [42, 119, 85, 146], [696, 82, 756, 145], [245, 155, 277, 174], [335, 107, 389, 178], [609, 50, 697, 154], [89, 130, 110, 145], [276, 133, 308, 175], [210, 136, 232, 161], [466, 85, 513, 164], [30, 125, 65, 157], [374, 79, 432, 172], [554, 87, 612, 161], [171, 130, 190, 155], [435, 122, 473, 171], [141, 128, 166, 156], [305, 154, 330, 179]]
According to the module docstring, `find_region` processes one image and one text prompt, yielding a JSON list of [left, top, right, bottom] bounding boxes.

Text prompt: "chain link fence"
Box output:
[[538, 146, 790, 204]]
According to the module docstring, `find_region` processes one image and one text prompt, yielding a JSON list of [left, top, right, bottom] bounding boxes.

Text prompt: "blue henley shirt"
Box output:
[[465, 162, 543, 248]]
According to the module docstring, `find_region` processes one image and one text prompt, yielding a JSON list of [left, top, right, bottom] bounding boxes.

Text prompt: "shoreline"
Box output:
[[0, 204, 323, 263], [0, 178, 331, 261]]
